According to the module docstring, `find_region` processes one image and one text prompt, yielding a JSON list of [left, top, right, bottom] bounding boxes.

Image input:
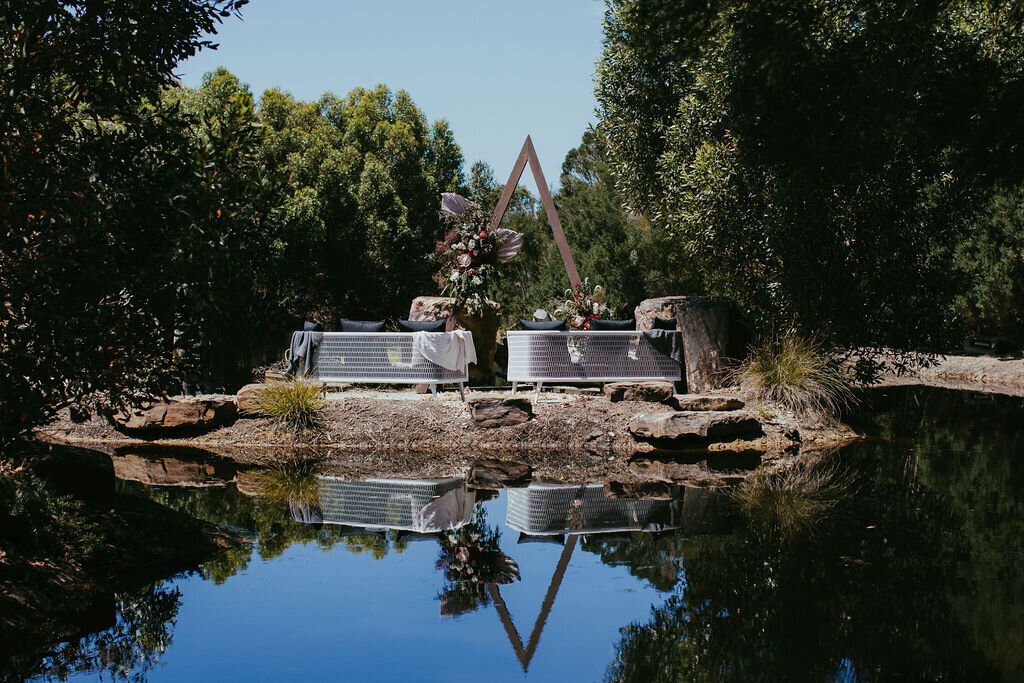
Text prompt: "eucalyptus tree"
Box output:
[[596, 0, 1024, 348]]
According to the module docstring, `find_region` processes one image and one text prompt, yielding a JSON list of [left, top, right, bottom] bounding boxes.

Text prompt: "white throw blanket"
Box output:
[[412, 330, 477, 371]]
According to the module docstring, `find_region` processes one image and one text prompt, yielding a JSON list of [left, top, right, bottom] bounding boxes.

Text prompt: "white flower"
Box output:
[[471, 276, 482, 285], [449, 271, 460, 282], [468, 239, 476, 249]]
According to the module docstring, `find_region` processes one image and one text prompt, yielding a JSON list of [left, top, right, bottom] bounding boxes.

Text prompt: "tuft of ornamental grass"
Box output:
[[733, 460, 854, 543], [255, 379, 325, 431], [734, 332, 856, 419]]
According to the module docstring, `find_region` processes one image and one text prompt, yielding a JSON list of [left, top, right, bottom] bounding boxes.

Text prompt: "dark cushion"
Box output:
[[399, 318, 447, 332], [519, 318, 566, 331], [303, 321, 323, 332], [339, 318, 385, 332], [651, 316, 678, 330], [590, 318, 635, 331]]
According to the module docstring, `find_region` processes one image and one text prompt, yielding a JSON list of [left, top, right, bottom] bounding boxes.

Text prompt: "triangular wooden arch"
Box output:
[[486, 535, 578, 673], [488, 136, 582, 291]]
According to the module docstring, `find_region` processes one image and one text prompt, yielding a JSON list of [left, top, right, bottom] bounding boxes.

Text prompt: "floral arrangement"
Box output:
[[435, 193, 522, 317], [552, 278, 614, 329]]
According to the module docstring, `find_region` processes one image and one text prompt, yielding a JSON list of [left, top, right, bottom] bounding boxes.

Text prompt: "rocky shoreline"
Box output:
[[36, 381, 861, 487]]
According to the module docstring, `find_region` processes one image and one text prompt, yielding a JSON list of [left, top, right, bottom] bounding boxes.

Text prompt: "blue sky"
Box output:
[[178, 0, 607, 191]]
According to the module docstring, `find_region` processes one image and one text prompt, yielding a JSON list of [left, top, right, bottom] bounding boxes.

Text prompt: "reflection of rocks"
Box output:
[[468, 458, 532, 488], [679, 484, 732, 534], [111, 447, 238, 487], [113, 396, 237, 432], [603, 480, 677, 500], [629, 411, 762, 445], [604, 381, 674, 403], [467, 397, 532, 427]]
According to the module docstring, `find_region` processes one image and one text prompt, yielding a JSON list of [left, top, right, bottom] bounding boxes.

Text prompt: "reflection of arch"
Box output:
[[489, 136, 581, 290], [489, 484, 683, 672], [301, 477, 474, 533], [506, 483, 681, 536]]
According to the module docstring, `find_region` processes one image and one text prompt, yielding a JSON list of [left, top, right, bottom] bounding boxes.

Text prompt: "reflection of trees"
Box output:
[[436, 507, 520, 618], [606, 387, 1024, 681], [581, 532, 686, 592], [10, 582, 180, 683]]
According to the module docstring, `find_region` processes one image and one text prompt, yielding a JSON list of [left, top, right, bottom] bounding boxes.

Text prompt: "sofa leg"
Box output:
[[511, 382, 518, 395], [430, 383, 438, 400], [535, 381, 543, 401], [458, 382, 465, 402]]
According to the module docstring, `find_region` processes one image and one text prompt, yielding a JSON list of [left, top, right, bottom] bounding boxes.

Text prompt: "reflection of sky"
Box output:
[[143, 494, 666, 682]]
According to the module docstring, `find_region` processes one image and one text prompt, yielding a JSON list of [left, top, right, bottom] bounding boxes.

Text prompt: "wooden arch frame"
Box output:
[[488, 136, 582, 290]]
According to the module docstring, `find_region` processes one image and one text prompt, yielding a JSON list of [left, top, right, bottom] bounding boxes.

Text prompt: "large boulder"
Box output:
[[629, 410, 763, 444], [113, 396, 237, 432], [409, 296, 501, 385], [604, 381, 674, 403], [671, 394, 745, 411], [636, 296, 743, 393], [467, 397, 533, 427], [236, 383, 266, 417]]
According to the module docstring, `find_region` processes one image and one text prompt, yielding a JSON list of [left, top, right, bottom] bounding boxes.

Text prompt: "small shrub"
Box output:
[[735, 333, 856, 419], [255, 379, 325, 430]]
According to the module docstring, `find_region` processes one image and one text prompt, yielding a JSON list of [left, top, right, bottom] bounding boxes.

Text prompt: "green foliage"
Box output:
[[952, 184, 1024, 342], [735, 333, 856, 418], [254, 380, 325, 430], [257, 85, 465, 321], [0, 0, 247, 443], [596, 0, 1024, 348]]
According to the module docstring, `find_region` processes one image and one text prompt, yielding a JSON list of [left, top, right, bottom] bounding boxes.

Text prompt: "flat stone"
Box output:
[[236, 383, 266, 417], [603, 480, 678, 500], [467, 397, 533, 428], [467, 458, 533, 488], [629, 411, 763, 444], [604, 381, 674, 402], [113, 396, 237, 432], [672, 395, 744, 411]]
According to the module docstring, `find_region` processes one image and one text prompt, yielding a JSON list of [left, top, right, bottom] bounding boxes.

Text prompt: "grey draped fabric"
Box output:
[[643, 329, 683, 364], [285, 330, 324, 377]]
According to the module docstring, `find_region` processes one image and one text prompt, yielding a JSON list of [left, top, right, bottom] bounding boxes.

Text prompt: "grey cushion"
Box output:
[[519, 318, 566, 331], [339, 318, 385, 332], [399, 318, 447, 332], [303, 321, 323, 332], [590, 318, 635, 331]]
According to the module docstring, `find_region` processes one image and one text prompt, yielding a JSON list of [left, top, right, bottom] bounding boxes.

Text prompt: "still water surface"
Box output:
[[23, 387, 1024, 681]]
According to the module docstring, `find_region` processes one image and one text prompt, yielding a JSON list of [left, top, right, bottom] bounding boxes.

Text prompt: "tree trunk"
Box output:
[[636, 296, 735, 393]]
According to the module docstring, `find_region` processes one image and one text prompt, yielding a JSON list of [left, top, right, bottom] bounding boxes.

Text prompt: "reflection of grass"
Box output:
[[254, 379, 325, 430], [735, 333, 855, 419], [734, 460, 853, 542], [251, 457, 321, 513]]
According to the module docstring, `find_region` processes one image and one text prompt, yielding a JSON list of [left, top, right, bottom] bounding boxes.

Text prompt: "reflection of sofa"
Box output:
[[306, 332, 474, 399], [505, 483, 681, 535], [506, 331, 682, 396], [308, 477, 474, 533]]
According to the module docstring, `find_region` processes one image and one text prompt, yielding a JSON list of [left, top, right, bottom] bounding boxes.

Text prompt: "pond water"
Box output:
[[12, 386, 1024, 682]]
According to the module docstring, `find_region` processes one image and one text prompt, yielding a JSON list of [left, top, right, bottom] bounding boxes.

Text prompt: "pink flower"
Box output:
[[458, 253, 472, 268]]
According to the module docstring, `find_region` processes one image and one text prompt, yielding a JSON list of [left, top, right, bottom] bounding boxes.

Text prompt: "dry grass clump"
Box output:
[[255, 379, 325, 431], [735, 333, 856, 419], [734, 460, 853, 543]]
